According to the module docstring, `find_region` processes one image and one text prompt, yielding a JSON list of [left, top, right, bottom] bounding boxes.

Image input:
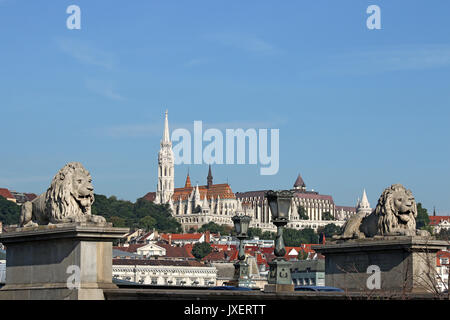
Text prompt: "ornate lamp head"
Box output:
[[232, 215, 251, 238], [265, 190, 293, 222]]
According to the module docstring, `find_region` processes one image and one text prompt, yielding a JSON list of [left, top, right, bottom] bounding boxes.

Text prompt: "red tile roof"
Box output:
[[211, 244, 236, 251], [437, 250, 450, 266], [113, 258, 205, 267], [173, 183, 235, 201], [161, 233, 203, 241], [0, 188, 14, 200], [294, 191, 334, 203], [113, 244, 146, 253], [429, 216, 450, 225], [157, 243, 195, 259], [335, 205, 357, 212], [142, 192, 156, 202], [24, 193, 38, 201], [185, 174, 192, 188], [294, 174, 306, 188], [236, 190, 335, 204], [143, 182, 236, 203], [202, 248, 238, 262]]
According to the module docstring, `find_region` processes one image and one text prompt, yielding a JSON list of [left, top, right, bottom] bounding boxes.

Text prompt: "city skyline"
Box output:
[[1, 1, 449, 213]]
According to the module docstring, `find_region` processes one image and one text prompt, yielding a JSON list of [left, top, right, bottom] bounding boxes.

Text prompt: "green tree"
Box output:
[[248, 227, 262, 239], [297, 250, 308, 260], [109, 216, 126, 228], [187, 227, 196, 233], [198, 222, 227, 234], [322, 211, 335, 221], [298, 205, 308, 220], [0, 196, 21, 225], [260, 231, 276, 240], [91, 194, 182, 233], [416, 203, 430, 230], [191, 242, 212, 260], [283, 228, 319, 246], [436, 229, 450, 241], [139, 216, 156, 231], [317, 223, 342, 239]]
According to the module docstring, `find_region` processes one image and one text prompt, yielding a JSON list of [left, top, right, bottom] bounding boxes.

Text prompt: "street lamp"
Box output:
[[230, 214, 252, 288], [265, 190, 294, 292]]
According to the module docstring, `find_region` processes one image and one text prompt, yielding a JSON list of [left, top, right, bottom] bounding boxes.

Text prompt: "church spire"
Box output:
[[207, 165, 213, 188], [162, 110, 170, 144], [185, 172, 192, 188], [155, 109, 174, 205]]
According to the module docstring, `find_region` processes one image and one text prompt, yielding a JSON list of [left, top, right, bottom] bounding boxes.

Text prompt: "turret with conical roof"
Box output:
[[207, 165, 213, 188], [185, 172, 192, 188], [356, 189, 372, 216], [293, 174, 306, 192]]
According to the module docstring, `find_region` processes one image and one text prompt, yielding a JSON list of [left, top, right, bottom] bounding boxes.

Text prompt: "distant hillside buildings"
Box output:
[[143, 111, 359, 232], [113, 230, 325, 289], [0, 188, 37, 205]]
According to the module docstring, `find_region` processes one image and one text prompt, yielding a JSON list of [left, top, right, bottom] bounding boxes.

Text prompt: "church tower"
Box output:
[[155, 110, 174, 204], [207, 165, 213, 188]]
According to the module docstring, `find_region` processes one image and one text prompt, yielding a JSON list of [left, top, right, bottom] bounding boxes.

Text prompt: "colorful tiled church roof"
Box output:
[[143, 168, 236, 202], [173, 182, 235, 201]]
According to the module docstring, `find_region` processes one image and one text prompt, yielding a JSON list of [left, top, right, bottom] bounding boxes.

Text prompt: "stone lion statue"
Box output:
[[20, 162, 107, 227], [334, 184, 429, 240]]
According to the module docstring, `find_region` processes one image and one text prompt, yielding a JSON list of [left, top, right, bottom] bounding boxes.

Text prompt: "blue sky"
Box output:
[[1, 1, 449, 214]]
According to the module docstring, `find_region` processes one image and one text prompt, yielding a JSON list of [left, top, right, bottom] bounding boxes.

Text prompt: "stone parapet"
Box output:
[[314, 236, 449, 293], [0, 223, 128, 300]]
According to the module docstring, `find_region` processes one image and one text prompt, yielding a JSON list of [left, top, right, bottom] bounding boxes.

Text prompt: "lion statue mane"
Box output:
[[20, 162, 106, 227], [333, 184, 429, 240]]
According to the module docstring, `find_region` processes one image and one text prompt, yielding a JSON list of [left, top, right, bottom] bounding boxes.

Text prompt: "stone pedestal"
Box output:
[[228, 261, 252, 288], [314, 236, 449, 293], [0, 223, 128, 300], [264, 258, 294, 292]]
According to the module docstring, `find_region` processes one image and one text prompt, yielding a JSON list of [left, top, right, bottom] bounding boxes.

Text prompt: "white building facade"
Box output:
[[112, 259, 217, 287]]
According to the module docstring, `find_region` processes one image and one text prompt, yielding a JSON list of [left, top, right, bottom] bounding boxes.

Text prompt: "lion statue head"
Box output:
[[375, 184, 418, 236], [20, 162, 106, 227], [46, 162, 95, 222]]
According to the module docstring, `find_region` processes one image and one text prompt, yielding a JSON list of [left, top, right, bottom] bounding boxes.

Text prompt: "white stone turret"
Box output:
[[178, 196, 183, 214], [216, 195, 221, 214], [202, 196, 210, 213], [236, 198, 243, 214], [194, 184, 201, 208], [210, 197, 215, 213], [356, 189, 372, 216], [290, 198, 298, 219]]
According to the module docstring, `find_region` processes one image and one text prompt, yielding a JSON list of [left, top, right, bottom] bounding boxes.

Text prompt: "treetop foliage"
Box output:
[[0, 196, 21, 225], [91, 194, 182, 232]]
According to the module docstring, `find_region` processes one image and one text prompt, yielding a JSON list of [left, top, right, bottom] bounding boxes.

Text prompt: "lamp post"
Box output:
[[230, 214, 252, 288], [264, 190, 294, 292]]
